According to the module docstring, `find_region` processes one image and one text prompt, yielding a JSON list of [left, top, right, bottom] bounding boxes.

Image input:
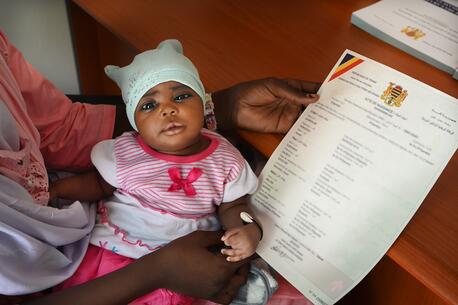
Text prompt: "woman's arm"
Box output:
[[49, 170, 115, 202], [22, 231, 249, 305], [1, 31, 116, 170]]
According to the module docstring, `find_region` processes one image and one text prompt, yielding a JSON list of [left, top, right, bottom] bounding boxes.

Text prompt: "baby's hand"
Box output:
[[220, 224, 261, 262]]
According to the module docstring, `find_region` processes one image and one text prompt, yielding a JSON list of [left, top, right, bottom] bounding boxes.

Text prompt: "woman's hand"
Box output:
[[22, 231, 249, 305], [213, 77, 320, 133], [152, 230, 250, 304]]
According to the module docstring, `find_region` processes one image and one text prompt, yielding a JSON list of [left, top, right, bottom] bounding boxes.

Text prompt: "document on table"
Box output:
[[351, 0, 458, 78], [250, 50, 458, 305]]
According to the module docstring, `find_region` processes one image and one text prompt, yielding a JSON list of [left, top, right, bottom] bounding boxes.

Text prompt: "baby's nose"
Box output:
[[161, 107, 177, 117]]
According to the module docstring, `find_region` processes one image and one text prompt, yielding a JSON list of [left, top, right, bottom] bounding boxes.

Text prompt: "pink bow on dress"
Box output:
[[167, 167, 202, 196]]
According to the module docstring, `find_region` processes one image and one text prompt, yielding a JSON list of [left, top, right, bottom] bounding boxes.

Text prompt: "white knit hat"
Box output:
[[104, 39, 205, 131]]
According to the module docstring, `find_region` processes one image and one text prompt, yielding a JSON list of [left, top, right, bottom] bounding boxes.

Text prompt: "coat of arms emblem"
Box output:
[[401, 26, 426, 40], [381, 82, 408, 107]]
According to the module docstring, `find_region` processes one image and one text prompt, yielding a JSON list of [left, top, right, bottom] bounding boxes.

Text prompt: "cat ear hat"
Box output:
[[104, 39, 205, 131]]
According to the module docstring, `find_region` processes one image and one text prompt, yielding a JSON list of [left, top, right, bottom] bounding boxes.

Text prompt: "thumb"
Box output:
[[268, 78, 320, 106], [213, 263, 250, 305], [283, 78, 321, 93]]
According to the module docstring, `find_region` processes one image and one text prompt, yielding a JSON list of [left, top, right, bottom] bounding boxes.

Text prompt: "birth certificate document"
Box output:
[[250, 50, 458, 305]]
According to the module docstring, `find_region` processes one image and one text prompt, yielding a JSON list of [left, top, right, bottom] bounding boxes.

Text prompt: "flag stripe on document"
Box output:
[[329, 53, 364, 81]]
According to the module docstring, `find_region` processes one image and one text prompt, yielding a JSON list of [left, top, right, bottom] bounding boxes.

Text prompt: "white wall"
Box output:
[[0, 0, 80, 94]]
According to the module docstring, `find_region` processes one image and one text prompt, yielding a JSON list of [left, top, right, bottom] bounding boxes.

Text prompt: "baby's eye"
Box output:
[[174, 93, 192, 103], [140, 101, 157, 111]]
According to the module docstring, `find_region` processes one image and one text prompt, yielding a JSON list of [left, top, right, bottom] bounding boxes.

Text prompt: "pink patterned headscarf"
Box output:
[[0, 102, 96, 295]]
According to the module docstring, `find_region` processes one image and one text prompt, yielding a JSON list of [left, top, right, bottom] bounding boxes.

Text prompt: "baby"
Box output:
[[51, 40, 277, 305]]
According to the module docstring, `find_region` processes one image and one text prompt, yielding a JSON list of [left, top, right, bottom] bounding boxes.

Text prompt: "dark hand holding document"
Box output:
[[250, 50, 457, 305]]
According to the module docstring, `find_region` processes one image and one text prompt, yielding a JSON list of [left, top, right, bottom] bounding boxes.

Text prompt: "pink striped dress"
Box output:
[[89, 129, 258, 259]]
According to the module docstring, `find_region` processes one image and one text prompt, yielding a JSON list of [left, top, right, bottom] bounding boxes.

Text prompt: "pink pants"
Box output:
[[58, 245, 193, 305]]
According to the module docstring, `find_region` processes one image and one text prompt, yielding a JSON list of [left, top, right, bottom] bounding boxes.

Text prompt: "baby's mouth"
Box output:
[[162, 122, 185, 135]]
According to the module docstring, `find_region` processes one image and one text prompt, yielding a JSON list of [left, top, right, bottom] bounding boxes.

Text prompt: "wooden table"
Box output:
[[69, 1, 458, 304]]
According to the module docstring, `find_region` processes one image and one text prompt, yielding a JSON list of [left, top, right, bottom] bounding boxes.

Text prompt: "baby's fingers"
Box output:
[[221, 227, 242, 243], [221, 248, 247, 262], [221, 247, 237, 257]]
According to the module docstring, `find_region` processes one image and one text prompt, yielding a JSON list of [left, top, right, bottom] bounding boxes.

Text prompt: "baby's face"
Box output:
[[135, 81, 204, 155]]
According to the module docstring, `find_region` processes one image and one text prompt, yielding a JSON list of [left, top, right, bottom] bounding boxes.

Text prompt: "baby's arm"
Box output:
[[49, 170, 115, 202], [217, 196, 262, 262]]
